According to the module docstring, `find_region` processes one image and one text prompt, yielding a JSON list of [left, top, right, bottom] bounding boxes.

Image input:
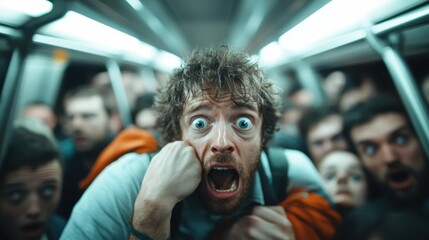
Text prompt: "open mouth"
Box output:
[[390, 171, 409, 182], [21, 222, 45, 237], [387, 170, 413, 189], [208, 166, 239, 193]]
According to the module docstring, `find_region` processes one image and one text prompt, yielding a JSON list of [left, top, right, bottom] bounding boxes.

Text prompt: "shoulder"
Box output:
[[282, 148, 316, 177], [61, 152, 151, 239], [83, 152, 151, 199], [104, 151, 151, 174], [280, 149, 328, 198]]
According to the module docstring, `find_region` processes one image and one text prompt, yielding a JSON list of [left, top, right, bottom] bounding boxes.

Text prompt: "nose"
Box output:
[[26, 193, 41, 219], [71, 116, 83, 128], [336, 172, 348, 185], [379, 144, 398, 165], [210, 120, 234, 154]]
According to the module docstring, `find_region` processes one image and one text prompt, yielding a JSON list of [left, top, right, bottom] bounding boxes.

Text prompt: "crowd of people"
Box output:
[[0, 45, 428, 240]]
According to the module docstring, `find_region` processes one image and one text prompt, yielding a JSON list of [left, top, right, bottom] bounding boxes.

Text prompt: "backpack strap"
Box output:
[[266, 147, 289, 202]]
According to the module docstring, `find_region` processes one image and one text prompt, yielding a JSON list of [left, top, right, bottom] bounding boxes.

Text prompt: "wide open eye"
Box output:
[[7, 189, 25, 204], [40, 185, 57, 200], [363, 144, 377, 156], [191, 117, 208, 130], [324, 172, 336, 181], [394, 134, 408, 145], [235, 117, 252, 130], [350, 173, 363, 182]]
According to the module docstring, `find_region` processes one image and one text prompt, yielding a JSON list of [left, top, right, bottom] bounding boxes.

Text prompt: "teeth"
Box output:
[[209, 179, 238, 192], [213, 167, 232, 170]]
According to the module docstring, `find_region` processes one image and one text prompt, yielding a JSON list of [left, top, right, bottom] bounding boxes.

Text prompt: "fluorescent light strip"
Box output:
[[153, 50, 182, 72], [0, 0, 52, 17], [37, 11, 159, 58], [278, 0, 395, 54], [126, 0, 144, 11], [33, 34, 114, 58], [34, 11, 182, 71]]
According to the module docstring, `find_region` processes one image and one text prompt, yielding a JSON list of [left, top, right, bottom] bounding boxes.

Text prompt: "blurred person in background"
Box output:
[[322, 70, 349, 106], [0, 118, 65, 240], [299, 105, 348, 165], [268, 99, 307, 153], [58, 85, 116, 219], [20, 101, 68, 141], [133, 92, 157, 130], [90, 70, 150, 132], [338, 76, 378, 112], [21, 101, 57, 131], [337, 95, 429, 240], [317, 150, 368, 216]]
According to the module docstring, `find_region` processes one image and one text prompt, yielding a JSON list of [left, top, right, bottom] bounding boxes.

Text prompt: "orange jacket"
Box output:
[[280, 188, 341, 240], [79, 128, 158, 190]]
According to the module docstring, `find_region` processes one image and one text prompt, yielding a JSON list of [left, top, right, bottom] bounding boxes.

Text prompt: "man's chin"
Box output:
[[202, 197, 243, 215], [199, 185, 249, 215]]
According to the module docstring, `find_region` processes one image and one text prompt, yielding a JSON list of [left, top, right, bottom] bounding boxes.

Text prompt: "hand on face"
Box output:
[[225, 206, 295, 240], [139, 141, 202, 207]]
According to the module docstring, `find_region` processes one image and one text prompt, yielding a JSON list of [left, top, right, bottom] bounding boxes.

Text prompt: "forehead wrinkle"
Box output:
[[183, 102, 213, 116]]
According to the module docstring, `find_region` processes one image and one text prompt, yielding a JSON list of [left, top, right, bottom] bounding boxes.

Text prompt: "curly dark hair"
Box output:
[[154, 45, 280, 147]]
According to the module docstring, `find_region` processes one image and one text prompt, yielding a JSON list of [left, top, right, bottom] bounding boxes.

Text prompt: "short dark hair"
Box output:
[[64, 85, 114, 116], [343, 94, 409, 154], [154, 45, 281, 146], [298, 105, 340, 140], [0, 126, 62, 180], [132, 92, 157, 122]]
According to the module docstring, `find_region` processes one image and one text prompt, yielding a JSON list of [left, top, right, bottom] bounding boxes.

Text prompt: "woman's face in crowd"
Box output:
[[318, 151, 367, 208]]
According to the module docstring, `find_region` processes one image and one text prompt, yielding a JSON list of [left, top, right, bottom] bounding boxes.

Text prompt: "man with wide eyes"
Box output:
[[337, 95, 429, 240], [0, 119, 65, 240], [61, 46, 340, 240]]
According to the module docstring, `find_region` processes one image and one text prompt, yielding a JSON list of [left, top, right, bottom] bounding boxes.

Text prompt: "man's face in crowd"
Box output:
[[351, 113, 426, 201], [307, 114, 348, 165], [180, 91, 263, 214], [22, 105, 57, 130], [318, 151, 367, 208], [65, 95, 110, 152], [0, 161, 62, 240]]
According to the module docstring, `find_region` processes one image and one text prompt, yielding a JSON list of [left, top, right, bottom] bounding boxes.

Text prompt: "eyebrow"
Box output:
[[3, 182, 25, 189], [183, 102, 213, 116], [4, 179, 59, 189], [323, 165, 361, 171], [184, 101, 258, 116], [232, 101, 258, 112], [42, 179, 60, 185], [355, 124, 409, 146]]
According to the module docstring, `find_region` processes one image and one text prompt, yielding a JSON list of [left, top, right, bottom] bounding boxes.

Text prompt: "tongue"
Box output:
[[209, 170, 235, 190]]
